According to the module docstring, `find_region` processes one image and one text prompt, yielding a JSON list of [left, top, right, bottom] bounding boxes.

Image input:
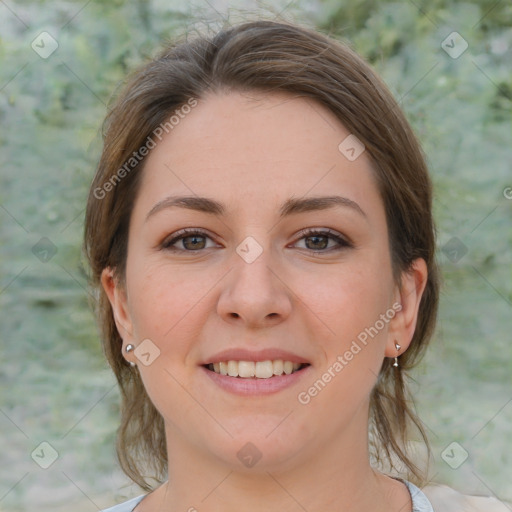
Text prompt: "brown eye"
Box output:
[[161, 229, 215, 251], [294, 229, 352, 253], [180, 235, 207, 250], [304, 234, 329, 250]]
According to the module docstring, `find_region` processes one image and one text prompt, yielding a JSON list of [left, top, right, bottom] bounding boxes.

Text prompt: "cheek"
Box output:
[[125, 260, 214, 356], [304, 259, 392, 332], [300, 258, 393, 397], [297, 269, 389, 421]]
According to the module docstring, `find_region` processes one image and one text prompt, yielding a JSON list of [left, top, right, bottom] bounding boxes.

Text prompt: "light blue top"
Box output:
[[101, 479, 434, 511]]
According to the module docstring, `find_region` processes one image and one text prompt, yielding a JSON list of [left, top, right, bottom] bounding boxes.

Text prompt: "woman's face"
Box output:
[[103, 91, 425, 473]]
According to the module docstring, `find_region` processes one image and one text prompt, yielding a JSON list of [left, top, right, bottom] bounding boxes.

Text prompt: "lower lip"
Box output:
[[200, 365, 312, 396]]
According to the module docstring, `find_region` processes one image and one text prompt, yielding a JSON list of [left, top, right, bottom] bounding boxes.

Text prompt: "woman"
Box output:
[[84, 19, 454, 512]]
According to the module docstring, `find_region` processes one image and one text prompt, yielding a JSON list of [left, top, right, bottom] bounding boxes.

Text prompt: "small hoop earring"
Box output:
[[125, 344, 136, 367], [393, 341, 401, 368]]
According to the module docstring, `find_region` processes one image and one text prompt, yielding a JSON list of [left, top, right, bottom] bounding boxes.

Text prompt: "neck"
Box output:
[[139, 407, 408, 512]]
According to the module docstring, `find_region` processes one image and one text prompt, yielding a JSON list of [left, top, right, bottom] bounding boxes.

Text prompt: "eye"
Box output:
[[161, 227, 352, 253], [161, 228, 217, 252], [292, 228, 352, 252]]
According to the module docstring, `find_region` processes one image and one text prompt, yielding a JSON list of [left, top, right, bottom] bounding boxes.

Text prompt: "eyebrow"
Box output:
[[145, 194, 367, 222]]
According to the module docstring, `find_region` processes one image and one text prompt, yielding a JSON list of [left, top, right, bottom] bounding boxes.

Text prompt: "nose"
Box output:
[[216, 245, 293, 329]]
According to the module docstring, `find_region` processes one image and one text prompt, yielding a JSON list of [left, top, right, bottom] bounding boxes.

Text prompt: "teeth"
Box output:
[[255, 361, 273, 378], [227, 360, 238, 377], [208, 360, 304, 378], [238, 361, 255, 378], [219, 362, 228, 375], [273, 359, 284, 375]]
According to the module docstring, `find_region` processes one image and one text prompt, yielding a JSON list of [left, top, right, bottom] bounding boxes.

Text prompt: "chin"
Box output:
[[202, 421, 310, 473]]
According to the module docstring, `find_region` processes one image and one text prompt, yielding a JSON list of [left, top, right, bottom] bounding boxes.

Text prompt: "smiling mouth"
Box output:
[[203, 360, 310, 379]]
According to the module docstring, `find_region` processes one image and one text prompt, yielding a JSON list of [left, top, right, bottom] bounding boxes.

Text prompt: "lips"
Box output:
[[200, 362, 312, 395], [200, 348, 311, 394]]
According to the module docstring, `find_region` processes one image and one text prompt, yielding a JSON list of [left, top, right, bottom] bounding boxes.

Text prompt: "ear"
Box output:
[[385, 258, 428, 358], [101, 267, 136, 358]]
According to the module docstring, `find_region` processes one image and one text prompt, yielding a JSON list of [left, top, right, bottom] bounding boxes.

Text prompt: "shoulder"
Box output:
[[402, 480, 435, 512], [100, 495, 145, 512], [421, 483, 512, 512]]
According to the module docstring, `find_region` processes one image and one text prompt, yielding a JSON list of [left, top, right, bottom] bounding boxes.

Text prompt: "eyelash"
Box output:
[[161, 227, 353, 253]]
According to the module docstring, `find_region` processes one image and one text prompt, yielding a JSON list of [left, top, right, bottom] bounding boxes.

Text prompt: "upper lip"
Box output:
[[200, 348, 311, 365]]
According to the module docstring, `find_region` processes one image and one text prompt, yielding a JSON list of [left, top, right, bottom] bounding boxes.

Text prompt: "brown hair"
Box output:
[[84, 19, 439, 490]]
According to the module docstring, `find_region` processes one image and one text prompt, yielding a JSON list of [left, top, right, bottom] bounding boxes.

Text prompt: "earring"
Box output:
[[393, 341, 401, 368], [125, 344, 136, 367]]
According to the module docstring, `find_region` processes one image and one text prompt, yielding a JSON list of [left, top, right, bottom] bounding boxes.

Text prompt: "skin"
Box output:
[[102, 91, 427, 512]]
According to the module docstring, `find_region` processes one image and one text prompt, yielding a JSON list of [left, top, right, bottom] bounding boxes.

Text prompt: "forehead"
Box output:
[[134, 91, 384, 221]]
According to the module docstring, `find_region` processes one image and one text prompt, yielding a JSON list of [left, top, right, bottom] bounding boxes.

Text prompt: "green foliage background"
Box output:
[[0, 1, 510, 510]]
